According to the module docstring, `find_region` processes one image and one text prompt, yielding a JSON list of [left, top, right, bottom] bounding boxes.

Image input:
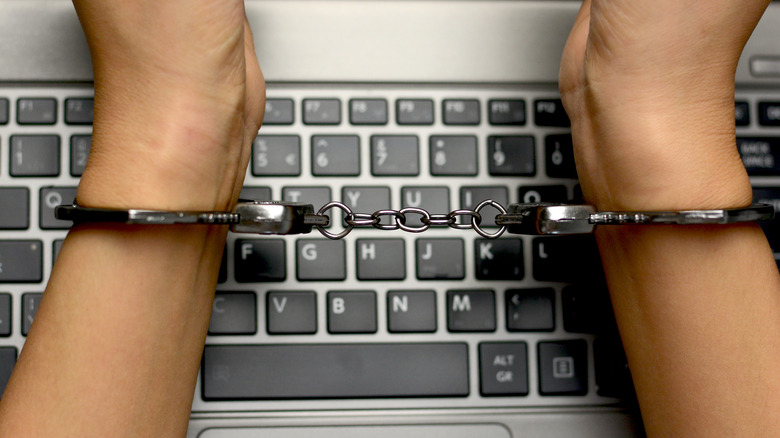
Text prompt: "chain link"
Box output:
[[315, 200, 508, 240]]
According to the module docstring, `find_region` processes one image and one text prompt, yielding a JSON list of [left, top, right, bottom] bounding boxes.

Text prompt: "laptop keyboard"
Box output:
[[1, 83, 779, 412]]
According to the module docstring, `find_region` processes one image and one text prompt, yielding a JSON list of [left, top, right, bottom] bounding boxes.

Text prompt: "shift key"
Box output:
[[738, 137, 780, 175], [0, 240, 43, 283]]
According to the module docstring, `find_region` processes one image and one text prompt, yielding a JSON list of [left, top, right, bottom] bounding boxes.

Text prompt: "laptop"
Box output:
[[1, 1, 779, 436]]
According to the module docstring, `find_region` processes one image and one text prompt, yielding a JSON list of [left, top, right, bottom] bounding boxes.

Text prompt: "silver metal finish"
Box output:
[[232, 201, 316, 235]]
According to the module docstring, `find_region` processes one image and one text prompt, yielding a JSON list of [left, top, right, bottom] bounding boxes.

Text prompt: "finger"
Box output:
[[559, 0, 591, 96]]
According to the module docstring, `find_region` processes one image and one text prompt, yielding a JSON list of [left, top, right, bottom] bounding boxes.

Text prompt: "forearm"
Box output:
[[0, 224, 226, 437], [598, 224, 780, 436]]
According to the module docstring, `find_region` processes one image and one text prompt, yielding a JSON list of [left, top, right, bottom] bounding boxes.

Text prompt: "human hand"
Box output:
[[72, 0, 265, 212], [560, 0, 770, 211]]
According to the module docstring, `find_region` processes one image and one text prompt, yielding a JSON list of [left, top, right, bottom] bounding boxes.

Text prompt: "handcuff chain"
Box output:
[[315, 200, 508, 240]]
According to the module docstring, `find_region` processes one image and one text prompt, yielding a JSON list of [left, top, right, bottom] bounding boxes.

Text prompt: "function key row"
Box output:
[[0, 97, 93, 125]]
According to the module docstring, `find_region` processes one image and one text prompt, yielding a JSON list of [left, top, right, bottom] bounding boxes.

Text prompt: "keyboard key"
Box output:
[[209, 292, 257, 335], [545, 134, 578, 179], [0, 293, 10, 336], [327, 290, 377, 334], [460, 186, 508, 227], [234, 239, 286, 282], [282, 186, 331, 213], [442, 99, 480, 125], [39, 187, 78, 229], [266, 291, 317, 334], [488, 99, 526, 126], [401, 186, 449, 227], [17, 97, 57, 125], [370, 135, 420, 176], [0, 240, 42, 283], [296, 239, 346, 281], [538, 340, 588, 395], [562, 285, 615, 334], [737, 137, 780, 175], [263, 98, 294, 125], [342, 186, 391, 226], [416, 238, 465, 280], [518, 185, 568, 204], [735, 101, 750, 126], [479, 342, 529, 396], [356, 239, 405, 280], [506, 288, 554, 332], [218, 246, 227, 284], [594, 336, 634, 399], [387, 290, 437, 333], [532, 236, 603, 283], [64, 97, 94, 124], [349, 98, 388, 125], [201, 343, 469, 399], [447, 289, 496, 332], [474, 238, 524, 280], [9, 135, 60, 177], [758, 101, 780, 126], [487, 136, 535, 176], [22, 292, 42, 335], [311, 135, 360, 176], [70, 135, 91, 176], [430, 135, 478, 176], [0, 347, 17, 398], [252, 135, 301, 176], [0, 98, 8, 125], [303, 98, 341, 125], [0, 188, 29, 229], [396, 99, 434, 125], [53, 239, 65, 265], [239, 186, 272, 202], [534, 99, 570, 127], [753, 187, 780, 252]]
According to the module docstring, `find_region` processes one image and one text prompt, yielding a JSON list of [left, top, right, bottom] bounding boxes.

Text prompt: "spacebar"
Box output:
[[202, 343, 469, 400]]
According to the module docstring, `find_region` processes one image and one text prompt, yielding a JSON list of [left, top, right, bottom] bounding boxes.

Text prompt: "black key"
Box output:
[[311, 135, 360, 176], [370, 135, 419, 176], [0, 188, 29, 230], [396, 99, 434, 125], [753, 187, 780, 252], [266, 291, 317, 335], [0, 347, 17, 398], [282, 186, 331, 213], [39, 187, 78, 229], [442, 99, 480, 125], [460, 186, 508, 227], [17, 97, 56, 125], [518, 185, 568, 204], [532, 236, 604, 283], [22, 292, 42, 335], [401, 186, 449, 227], [594, 336, 635, 399], [506, 288, 554, 332], [239, 186, 272, 202], [350, 98, 388, 125], [545, 134, 578, 179], [758, 101, 780, 126], [64, 98, 94, 125], [9, 135, 60, 177], [70, 135, 91, 176], [387, 290, 437, 333], [737, 137, 780, 175], [474, 238, 523, 280], [416, 238, 465, 280], [303, 98, 341, 125], [562, 285, 615, 334], [218, 245, 227, 284], [488, 99, 526, 126], [0, 98, 8, 125], [327, 290, 377, 334], [534, 99, 570, 127], [447, 289, 496, 332], [356, 239, 405, 280], [538, 340, 588, 395], [0, 293, 11, 336], [263, 98, 294, 125], [209, 292, 257, 335], [201, 343, 469, 399], [487, 136, 535, 176], [234, 239, 286, 282], [735, 101, 750, 126], [296, 239, 346, 281], [0, 240, 42, 283], [342, 186, 391, 226], [53, 239, 65, 265], [430, 136, 478, 176], [252, 135, 301, 176], [479, 342, 529, 396]]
